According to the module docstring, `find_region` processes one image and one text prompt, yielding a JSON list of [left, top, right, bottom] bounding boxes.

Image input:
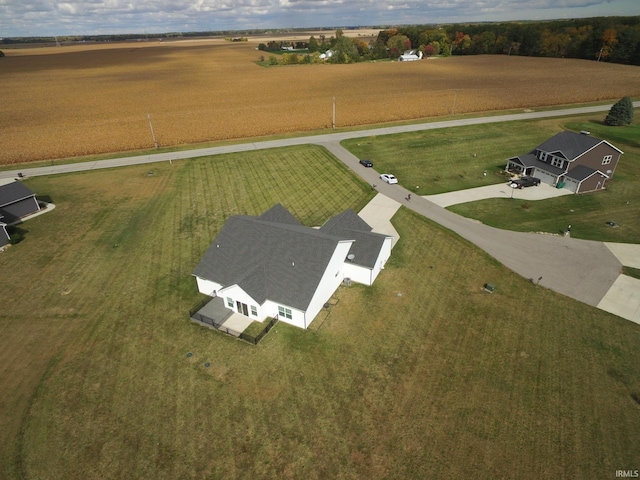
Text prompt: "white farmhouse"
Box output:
[[192, 204, 392, 329], [399, 50, 423, 61]]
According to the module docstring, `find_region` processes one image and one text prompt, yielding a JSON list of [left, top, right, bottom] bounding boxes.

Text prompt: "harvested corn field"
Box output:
[[1, 39, 639, 164]]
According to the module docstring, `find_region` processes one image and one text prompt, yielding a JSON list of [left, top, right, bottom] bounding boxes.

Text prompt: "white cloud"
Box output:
[[0, 0, 636, 37]]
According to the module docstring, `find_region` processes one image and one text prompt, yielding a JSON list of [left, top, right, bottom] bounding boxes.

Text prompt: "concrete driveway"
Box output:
[[323, 140, 640, 325], [425, 182, 573, 207]]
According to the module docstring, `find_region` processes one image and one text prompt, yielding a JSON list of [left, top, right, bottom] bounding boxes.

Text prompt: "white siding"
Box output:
[[263, 299, 306, 329], [304, 240, 354, 328], [195, 277, 222, 296], [371, 237, 393, 284], [344, 263, 373, 285], [218, 284, 264, 319]]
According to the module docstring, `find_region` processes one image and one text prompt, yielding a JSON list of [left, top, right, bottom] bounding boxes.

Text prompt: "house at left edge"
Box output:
[[192, 204, 393, 329], [0, 181, 41, 247]]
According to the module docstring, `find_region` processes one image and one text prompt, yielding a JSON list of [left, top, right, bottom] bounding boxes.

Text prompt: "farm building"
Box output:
[[506, 131, 623, 193], [192, 204, 392, 329], [399, 50, 423, 61]]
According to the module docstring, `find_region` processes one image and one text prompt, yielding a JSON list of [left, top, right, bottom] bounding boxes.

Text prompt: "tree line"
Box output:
[[261, 17, 640, 66], [382, 16, 640, 65]]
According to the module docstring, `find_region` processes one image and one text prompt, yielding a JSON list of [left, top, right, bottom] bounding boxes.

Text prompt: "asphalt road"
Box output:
[[4, 103, 636, 307], [1, 103, 635, 180]]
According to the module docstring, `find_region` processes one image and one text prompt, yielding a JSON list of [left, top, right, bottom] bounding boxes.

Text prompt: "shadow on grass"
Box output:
[[7, 225, 29, 245]]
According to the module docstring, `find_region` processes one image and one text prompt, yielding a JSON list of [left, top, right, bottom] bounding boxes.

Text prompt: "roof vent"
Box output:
[[580, 130, 590, 135]]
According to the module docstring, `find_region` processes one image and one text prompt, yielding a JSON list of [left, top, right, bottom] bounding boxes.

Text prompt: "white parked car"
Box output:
[[380, 174, 398, 184]]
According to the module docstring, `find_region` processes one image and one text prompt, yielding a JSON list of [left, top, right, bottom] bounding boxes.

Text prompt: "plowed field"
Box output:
[[1, 39, 639, 164]]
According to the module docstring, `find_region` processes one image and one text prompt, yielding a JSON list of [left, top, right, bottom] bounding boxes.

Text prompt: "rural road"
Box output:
[[3, 103, 638, 313], [1, 103, 636, 179]]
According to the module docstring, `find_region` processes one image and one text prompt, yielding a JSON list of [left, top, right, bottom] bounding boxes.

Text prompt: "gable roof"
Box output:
[[257, 203, 302, 225], [320, 209, 390, 269], [193, 206, 352, 311], [0, 181, 36, 208], [534, 131, 620, 160], [565, 165, 609, 182], [509, 153, 565, 176]]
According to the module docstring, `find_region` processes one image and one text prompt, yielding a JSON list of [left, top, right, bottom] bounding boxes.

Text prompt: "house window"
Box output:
[[550, 157, 563, 168], [278, 306, 293, 320], [250, 306, 257, 316], [539, 151, 547, 161], [226, 297, 233, 308], [602, 155, 612, 165]]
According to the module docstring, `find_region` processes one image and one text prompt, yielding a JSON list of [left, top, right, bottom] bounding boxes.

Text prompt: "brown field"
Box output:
[[1, 39, 639, 164]]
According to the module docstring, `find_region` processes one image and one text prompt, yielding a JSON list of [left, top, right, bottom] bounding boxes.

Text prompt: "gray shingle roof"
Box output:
[[534, 131, 601, 160], [193, 206, 352, 311], [0, 181, 36, 208], [320, 209, 390, 269], [566, 165, 607, 182], [509, 153, 564, 175], [257, 203, 302, 225]]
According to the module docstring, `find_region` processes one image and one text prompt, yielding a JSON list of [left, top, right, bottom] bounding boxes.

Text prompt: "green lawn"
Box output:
[[343, 112, 640, 243], [448, 119, 640, 242], [342, 119, 562, 195], [1, 143, 639, 479]]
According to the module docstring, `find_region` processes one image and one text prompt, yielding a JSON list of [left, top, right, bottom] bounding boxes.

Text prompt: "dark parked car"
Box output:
[[359, 159, 373, 167], [509, 176, 541, 189]]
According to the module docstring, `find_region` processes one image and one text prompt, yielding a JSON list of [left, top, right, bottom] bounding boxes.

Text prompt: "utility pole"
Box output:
[[147, 113, 158, 149], [332, 97, 336, 129]]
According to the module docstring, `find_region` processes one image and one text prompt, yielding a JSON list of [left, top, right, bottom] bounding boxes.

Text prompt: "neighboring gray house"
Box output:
[[193, 204, 392, 329], [0, 181, 40, 247], [0, 181, 40, 224], [506, 131, 623, 193], [0, 220, 9, 248]]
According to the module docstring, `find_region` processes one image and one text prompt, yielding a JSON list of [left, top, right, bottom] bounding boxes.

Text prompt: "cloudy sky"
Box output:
[[1, 0, 638, 37]]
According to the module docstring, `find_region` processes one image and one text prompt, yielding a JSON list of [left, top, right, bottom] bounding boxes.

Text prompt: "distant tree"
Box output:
[[371, 39, 388, 60], [605, 96, 634, 126], [387, 34, 411, 58], [329, 36, 360, 63], [452, 32, 472, 55], [308, 36, 318, 52], [599, 28, 618, 60], [0, 50, 4, 57], [472, 31, 496, 54], [423, 44, 435, 57], [268, 55, 279, 66]]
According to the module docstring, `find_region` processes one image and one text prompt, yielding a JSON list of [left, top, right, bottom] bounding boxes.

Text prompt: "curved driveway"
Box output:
[[3, 103, 638, 318], [321, 141, 623, 308]]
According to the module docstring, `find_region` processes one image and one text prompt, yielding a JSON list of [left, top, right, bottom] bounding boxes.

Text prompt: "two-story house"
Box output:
[[506, 131, 623, 193]]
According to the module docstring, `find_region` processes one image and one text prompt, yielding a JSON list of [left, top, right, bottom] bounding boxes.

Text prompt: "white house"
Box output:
[[399, 50, 423, 61], [192, 204, 393, 329], [319, 49, 333, 60]]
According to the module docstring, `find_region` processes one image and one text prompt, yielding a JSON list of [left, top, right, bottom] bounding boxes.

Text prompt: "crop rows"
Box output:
[[1, 41, 639, 165]]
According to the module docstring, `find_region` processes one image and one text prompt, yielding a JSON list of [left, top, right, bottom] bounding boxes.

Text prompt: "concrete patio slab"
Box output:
[[597, 275, 640, 325], [222, 313, 254, 335], [605, 242, 640, 269]]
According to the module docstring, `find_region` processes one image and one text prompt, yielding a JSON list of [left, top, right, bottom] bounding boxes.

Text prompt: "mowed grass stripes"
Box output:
[[0, 145, 638, 479]]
